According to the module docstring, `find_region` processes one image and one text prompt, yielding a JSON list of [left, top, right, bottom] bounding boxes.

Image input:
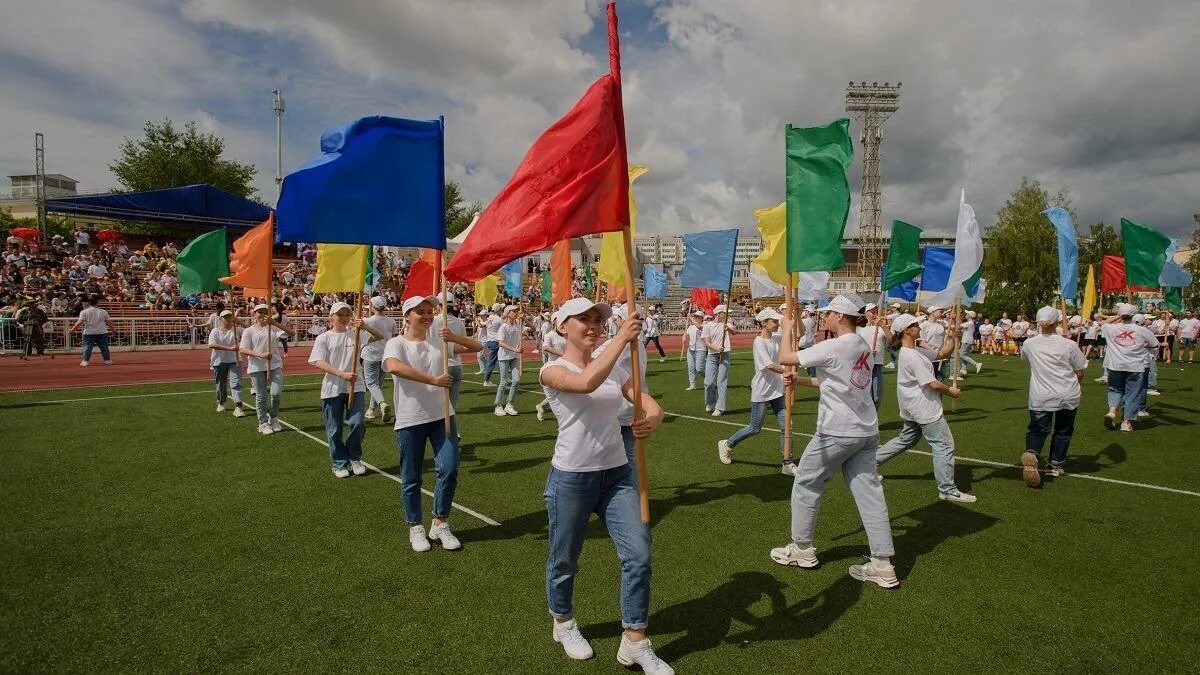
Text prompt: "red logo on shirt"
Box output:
[[849, 352, 872, 389], [1114, 330, 1136, 347]]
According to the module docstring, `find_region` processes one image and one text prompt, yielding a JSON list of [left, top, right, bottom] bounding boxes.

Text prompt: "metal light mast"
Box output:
[[273, 88, 286, 200], [34, 132, 46, 234], [845, 81, 900, 292]]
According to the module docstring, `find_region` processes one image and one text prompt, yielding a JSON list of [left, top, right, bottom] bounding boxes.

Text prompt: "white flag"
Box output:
[[927, 189, 983, 308], [796, 271, 831, 302], [748, 262, 785, 298]]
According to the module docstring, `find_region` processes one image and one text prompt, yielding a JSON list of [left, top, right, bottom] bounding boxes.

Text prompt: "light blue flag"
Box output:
[[1160, 239, 1193, 288], [680, 229, 739, 291], [1043, 206, 1079, 300], [503, 259, 524, 297], [880, 265, 918, 301], [643, 264, 667, 299]]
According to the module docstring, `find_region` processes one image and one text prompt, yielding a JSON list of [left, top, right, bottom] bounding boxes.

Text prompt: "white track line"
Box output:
[[277, 420, 501, 527], [2, 381, 320, 404], [0, 371, 322, 396]]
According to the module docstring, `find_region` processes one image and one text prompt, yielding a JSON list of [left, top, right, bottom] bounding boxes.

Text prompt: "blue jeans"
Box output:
[[494, 359, 519, 406], [1148, 360, 1158, 388], [791, 433, 893, 557], [727, 397, 787, 459], [704, 352, 731, 411], [396, 417, 460, 523], [686, 350, 705, 387], [448, 364, 463, 411], [321, 393, 366, 470], [1105, 369, 1142, 421], [81, 333, 110, 362], [1137, 367, 1150, 413], [1026, 409, 1076, 467], [544, 462, 651, 630], [212, 361, 243, 405], [363, 359, 385, 407], [877, 417, 958, 495], [482, 340, 499, 383], [249, 369, 282, 424], [870, 364, 883, 410], [957, 340, 980, 371]]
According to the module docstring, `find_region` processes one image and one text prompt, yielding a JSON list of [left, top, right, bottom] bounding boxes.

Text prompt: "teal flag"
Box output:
[[882, 220, 924, 291], [785, 119, 854, 272], [176, 229, 230, 296], [1120, 218, 1171, 288], [541, 269, 552, 303]]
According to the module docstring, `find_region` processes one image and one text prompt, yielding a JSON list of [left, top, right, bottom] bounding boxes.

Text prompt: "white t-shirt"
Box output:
[[207, 326, 241, 366], [496, 323, 522, 361], [87, 264, 107, 278], [644, 315, 660, 338], [240, 325, 285, 373], [960, 320, 975, 343], [485, 315, 503, 341], [855, 324, 891, 367], [1179, 318, 1200, 340], [593, 338, 648, 426], [383, 336, 453, 429], [920, 319, 946, 351], [542, 331, 567, 355], [978, 323, 994, 338], [894, 346, 944, 425], [541, 358, 626, 472], [1021, 333, 1088, 411], [79, 307, 110, 335], [686, 324, 705, 353], [799, 316, 815, 348], [429, 314, 466, 367], [751, 334, 784, 403], [1100, 322, 1158, 373], [1012, 321, 1030, 338], [1084, 321, 1100, 340], [997, 318, 1013, 331], [1150, 319, 1168, 337], [309, 329, 372, 398], [794, 332, 877, 437], [702, 321, 731, 352], [206, 312, 220, 333], [360, 315, 397, 361]]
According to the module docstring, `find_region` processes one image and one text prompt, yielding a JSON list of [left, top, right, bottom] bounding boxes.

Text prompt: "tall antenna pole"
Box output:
[[272, 88, 285, 201], [846, 81, 900, 293], [34, 132, 46, 234]]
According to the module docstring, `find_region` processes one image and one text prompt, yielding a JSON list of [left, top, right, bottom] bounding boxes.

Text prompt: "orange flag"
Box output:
[[551, 240, 573, 304], [219, 213, 274, 297]]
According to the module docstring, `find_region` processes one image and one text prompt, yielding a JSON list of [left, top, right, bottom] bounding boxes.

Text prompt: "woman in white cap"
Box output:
[[430, 293, 482, 412], [919, 306, 948, 379], [770, 294, 900, 589], [383, 295, 461, 552], [702, 304, 732, 416], [206, 309, 247, 418], [684, 310, 706, 391], [309, 301, 386, 478], [856, 303, 890, 410], [481, 304, 504, 386], [239, 303, 294, 435], [1019, 306, 1088, 486], [538, 298, 671, 674], [473, 309, 489, 374], [535, 317, 567, 421], [493, 304, 523, 416], [875, 313, 976, 503], [362, 296, 397, 422], [1096, 303, 1158, 432], [717, 307, 798, 473]]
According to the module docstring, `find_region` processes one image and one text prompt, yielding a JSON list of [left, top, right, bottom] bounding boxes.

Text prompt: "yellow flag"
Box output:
[[597, 165, 649, 286], [312, 243, 369, 293], [1081, 264, 1097, 320], [474, 274, 500, 308], [748, 202, 787, 298]]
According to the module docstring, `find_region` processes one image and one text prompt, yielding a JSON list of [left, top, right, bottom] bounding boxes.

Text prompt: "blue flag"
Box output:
[[643, 264, 667, 299], [276, 116, 445, 247], [1043, 206, 1079, 300], [504, 259, 524, 297], [881, 265, 918, 301], [1160, 239, 1193, 288], [680, 229, 738, 291]]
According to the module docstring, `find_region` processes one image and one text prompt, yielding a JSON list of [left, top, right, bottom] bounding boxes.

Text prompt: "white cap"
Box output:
[[1035, 306, 1060, 323], [552, 297, 612, 328], [329, 301, 353, 316], [503, 304, 519, 315], [817, 294, 865, 317], [252, 303, 270, 313], [478, 309, 488, 315], [926, 304, 944, 313], [864, 303, 878, 312], [778, 303, 787, 311], [1116, 302, 1137, 317], [755, 308, 782, 322], [966, 310, 976, 318], [891, 313, 919, 334], [491, 302, 504, 311], [219, 309, 233, 317], [370, 296, 387, 309], [437, 292, 457, 305], [890, 303, 902, 309], [1132, 313, 1146, 324], [402, 295, 438, 314], [692, 310, 705, 317], [714, 304, 728, 314]]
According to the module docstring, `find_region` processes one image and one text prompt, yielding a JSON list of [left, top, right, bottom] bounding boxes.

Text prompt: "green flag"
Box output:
[[785, 119, 854, 272], [1120, 218, 1171, 288], [176, 229, 230, 296], [882, 220, 924, 290], [541, 269, 552, 303], [582, 258, 594, 292], [1164, 287, 1183, 312]]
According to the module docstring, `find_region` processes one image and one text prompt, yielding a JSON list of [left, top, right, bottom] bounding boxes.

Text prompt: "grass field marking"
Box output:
[[3, 381, 321, 404], [277, 418, 502, 527]]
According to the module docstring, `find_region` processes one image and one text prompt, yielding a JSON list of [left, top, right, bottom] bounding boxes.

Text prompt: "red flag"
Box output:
[[551, 240, 573, 304], [219, 213, 274, 297], [444, 77, 628, 282], [402, 258, 437, 300], [691, 288, 719, 315], [1101, 255, 1156, 293]]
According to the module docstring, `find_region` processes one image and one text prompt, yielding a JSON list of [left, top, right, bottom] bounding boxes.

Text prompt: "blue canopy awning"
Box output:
[[45, 184, 270, 230]]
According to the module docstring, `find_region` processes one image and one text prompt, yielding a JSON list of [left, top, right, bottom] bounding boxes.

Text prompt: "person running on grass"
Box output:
[[684, 310, 706, 391], [239, 304, 294, 435], [1179, 309, 1199, 363], [703, 304, 733, 416], [717, 308, 800, 474], [1095, 303, 1158, 432], [875, 313, 976, 503], [362, 296, 397, 423], [383, 295, 461, 553], [535, 317, 567, 421], [309, 302, 385, 478], [430, 293, 482, 414], [538, 298, 671, 673], [856, 303, 891, 410], [643, 307, 667, 362], [770, 294, 900, 589], [957, 310, 983, 376], [1019, 306, 1088, 487], [206, 309, 247, 418], [592, 304, 649, 466], [493, 304, 523, 416]]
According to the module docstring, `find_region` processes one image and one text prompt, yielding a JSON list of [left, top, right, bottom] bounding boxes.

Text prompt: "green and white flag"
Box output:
[[927, 189, 983, 307]]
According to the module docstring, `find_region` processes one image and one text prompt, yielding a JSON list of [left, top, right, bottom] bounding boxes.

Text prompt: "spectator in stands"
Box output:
[[161, 241, 178, 258], [129, 251, 147, 269], [87, 259, 108, 279], [50, 291, 68, 317], [74, 227, 90, 253]]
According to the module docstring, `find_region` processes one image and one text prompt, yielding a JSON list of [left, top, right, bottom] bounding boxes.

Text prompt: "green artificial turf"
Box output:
[[2, 353, 1198, 673]]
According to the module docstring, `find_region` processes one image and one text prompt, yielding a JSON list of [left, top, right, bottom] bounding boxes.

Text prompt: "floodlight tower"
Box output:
[[845, 81, 900, 292], [273, 88, 286, 200], [34, 132, 46, 234]]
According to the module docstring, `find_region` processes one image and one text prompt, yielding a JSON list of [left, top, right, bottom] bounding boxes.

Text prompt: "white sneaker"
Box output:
[[270, 417, 282, 433], [659, 358, 667, 363], [1093, 376, 1108, 383], [428, 522, 462, 550], [552, 619, 593, 660], [258, 423, 273, 435], [1120, 420, 1133, 432], [781, 463, 796, 476], [1147, 389, 1161, 396], [216, 403, 226, 413], [685, 385, 697, 391], [536, 402, 546, 421], [332, 467, 351, 479], [939, 489, 977, 504], [504, 404, 519, 416], [350, 460, 367, 476], [494, 406, 506, 417], [770, 542, 818, 568], [884, 362, 895, 370], [616, 635, 673, 675], [849, 559, 900, 588], [717, 439, 732, 464], [704, 404, 713, 412], [1136, 410, 1151, 419], [379, 402, 391, 422], [711, 409, 723, 417], [975, 362, 983, 374], [409, 524, 431, 552], [232, 404, 247, 418], [483, 381, 495, 388], [80, 360, 89, 367], [364, 405, 377, 420], [959, 369, 970, 377]]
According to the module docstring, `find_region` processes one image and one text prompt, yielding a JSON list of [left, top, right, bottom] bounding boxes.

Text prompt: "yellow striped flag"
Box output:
[[596, 165, 649, 291], [312, 243, 370, 293]]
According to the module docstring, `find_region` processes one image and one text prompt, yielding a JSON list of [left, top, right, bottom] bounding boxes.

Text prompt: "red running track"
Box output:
[[0, 333, 759, 392]]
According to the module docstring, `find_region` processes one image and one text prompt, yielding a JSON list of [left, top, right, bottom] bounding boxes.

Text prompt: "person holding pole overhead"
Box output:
[[239, 303, 293, 435], [308, 301, 385, 478], [703, 304, 733, 416]]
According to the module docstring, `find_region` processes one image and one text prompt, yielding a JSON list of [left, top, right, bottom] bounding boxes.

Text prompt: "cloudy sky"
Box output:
[[2, 0, 1197, 238]]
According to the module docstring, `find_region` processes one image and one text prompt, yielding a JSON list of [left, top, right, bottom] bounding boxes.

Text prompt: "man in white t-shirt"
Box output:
[[70, 296, 114, 366], [1178, 309, 1199, 363], [481, 305, 504, 386], [920, 306, 948, 379], [87, 262, 108, 279], [239, 303, 295, 434], [1019, 306, 1088, 487], [702, 304, 734, 416], [1097, 303, 1158, 432], [362, 296, 397, 422], [643, 307, 666, 361]]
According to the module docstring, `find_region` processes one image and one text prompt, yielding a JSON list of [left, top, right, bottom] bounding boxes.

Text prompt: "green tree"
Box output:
[[445, 180, 482, 238], [1184, 218, 1200, 309], [1078, 221, 1121, 273], [983, 177, 1073, 316], [110, 119, 258, 197]]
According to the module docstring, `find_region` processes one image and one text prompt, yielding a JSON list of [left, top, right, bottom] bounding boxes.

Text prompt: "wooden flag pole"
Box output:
[[619, 228, 651, 524], [440, 250, 451, 435], [951, 300, 961, 412], [347, 247, 370, 410], [1061, 297, 1070, 337], [783, 273, 796, 462]]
